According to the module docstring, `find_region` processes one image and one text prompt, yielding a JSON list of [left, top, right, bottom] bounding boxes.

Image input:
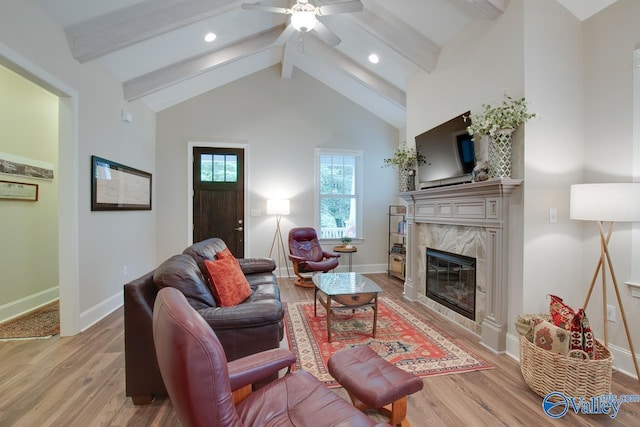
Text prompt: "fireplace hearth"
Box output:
[[426, 248, 476, 320]]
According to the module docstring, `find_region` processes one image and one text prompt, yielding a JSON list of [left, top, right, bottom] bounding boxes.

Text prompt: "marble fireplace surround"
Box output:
[[400, 178, 522, 353]]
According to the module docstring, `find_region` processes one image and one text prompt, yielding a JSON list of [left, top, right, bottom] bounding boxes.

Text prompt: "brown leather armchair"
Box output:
[[288, 227, 340, 287], [153, 287, 387, 427]]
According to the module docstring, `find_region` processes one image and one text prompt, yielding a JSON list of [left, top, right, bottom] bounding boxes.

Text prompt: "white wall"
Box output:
[[0, 0, 156, 333], [156, 66, 399, 271], [521, 1, 585, 314], [582, 0, 640, 373]]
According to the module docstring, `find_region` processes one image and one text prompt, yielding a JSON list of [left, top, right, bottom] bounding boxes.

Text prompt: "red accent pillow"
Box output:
[[549, 294, 574, 330], [216, 247, 234, 259], [548, 295, 596, 359], [204, 256, 252, 307]]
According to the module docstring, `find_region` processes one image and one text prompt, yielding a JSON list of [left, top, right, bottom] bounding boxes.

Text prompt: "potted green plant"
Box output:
[[464, 93, 536, 178], [383, 146, 426, 170], [383, 146, 426, 191], [464, 93, 536, 139], [341, 236, 352, 248]]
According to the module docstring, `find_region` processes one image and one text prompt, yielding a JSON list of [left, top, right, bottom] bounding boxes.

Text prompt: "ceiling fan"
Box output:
[[241, 0, 363, 46]]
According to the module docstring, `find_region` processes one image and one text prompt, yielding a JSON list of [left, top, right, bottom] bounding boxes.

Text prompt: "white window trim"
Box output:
[[314, 147, 364, 241]]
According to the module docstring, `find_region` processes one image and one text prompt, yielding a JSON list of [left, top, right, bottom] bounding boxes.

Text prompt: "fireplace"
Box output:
[[400, 178, 522, 352], [426, 248, 476, 320]]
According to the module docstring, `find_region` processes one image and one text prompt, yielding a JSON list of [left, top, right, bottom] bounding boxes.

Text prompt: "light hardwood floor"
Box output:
[[1, 273, 638, 426]]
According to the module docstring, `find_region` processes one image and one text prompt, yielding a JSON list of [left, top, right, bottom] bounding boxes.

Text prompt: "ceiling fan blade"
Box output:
[[317, 0, 363, 16], [275, 24, 297, 45], [241, 3, 290, 14], [313, 20, 341, 46]]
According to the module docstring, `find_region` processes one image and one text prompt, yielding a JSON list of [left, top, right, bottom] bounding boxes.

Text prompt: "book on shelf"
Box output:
[[397, 220, 407, 235]]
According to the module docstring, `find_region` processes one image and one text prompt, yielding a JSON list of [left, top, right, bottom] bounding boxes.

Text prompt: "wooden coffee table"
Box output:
[[312, 272, 382, 342]]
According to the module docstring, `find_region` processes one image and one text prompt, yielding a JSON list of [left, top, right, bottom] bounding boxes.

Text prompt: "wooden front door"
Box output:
[[193, 147, 244, 257]]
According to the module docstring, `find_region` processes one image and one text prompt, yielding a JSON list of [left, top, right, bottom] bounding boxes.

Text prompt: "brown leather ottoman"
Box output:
[[328, 346, 424, 427]]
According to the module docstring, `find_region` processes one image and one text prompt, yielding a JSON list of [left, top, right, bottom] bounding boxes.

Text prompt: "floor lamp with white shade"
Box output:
[[267, 199, 291, 278], [570, 183, 640, 382]]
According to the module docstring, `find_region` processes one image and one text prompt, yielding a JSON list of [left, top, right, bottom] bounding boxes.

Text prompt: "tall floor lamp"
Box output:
[[267, 199, 291, 278], [570, 183, 640, 382]]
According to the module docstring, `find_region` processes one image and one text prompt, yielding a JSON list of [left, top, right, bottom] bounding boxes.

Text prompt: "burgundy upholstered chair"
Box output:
[[288, 227, 340, 287], [152, 287, 386, 427]]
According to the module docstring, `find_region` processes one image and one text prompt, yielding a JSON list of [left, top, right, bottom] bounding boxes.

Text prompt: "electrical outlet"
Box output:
[[549, 208, 557, 224], [123, 265, 128, 276], [606, 304, 616, 322]]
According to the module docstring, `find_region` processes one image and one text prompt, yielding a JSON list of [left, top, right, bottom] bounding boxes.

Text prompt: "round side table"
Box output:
[[333, 245, 357, 272]]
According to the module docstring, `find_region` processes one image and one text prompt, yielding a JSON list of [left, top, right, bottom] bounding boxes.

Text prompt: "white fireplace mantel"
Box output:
[[400, 178, 522, 353]]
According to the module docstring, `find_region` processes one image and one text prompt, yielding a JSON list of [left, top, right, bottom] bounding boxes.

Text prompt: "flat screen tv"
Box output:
[[415, 111, 475, 189]]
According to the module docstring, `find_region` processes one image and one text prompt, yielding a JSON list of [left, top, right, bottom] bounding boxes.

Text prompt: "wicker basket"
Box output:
[[519, 334, 613, 399]]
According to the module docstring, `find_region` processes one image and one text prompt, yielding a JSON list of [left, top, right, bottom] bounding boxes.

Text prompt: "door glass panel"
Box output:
[[200, 154, 237, 182]]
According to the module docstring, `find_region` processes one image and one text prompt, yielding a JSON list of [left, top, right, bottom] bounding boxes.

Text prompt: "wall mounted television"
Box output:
[[415, 111, 475, 189]]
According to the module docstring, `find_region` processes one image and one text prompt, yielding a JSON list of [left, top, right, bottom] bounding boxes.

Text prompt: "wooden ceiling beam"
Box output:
[[67, 0, 243, 63], [305, 35, 405, 108], [343, 6, 440, 73], [281, 39, 295, 79], [123, 25, 284, 101], [468, 0, 509, 19]]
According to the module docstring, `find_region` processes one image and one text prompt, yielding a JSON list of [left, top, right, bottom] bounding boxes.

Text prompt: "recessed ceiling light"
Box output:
[[368, 53, 379, 64], [204, 32, 217, 42]]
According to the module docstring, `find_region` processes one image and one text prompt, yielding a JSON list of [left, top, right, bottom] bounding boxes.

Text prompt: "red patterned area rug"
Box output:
[[285, 296, 493, 388]]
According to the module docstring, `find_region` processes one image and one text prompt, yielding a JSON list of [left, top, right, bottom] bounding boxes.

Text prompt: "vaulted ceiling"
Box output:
[[32, 0, 616, 128]]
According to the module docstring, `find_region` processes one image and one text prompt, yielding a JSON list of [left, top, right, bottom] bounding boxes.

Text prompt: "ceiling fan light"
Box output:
[[291, 11, 317, 32]]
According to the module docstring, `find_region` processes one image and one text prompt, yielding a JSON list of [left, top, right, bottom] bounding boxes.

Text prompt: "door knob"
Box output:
[[235, 226, 243, 231]]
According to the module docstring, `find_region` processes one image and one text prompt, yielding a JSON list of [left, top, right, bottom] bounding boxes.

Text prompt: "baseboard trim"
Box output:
[[505, 332, 520, 361], [607, 342, 640, 379], [79, 291, 123, 332], [0, 288, 59, 323]]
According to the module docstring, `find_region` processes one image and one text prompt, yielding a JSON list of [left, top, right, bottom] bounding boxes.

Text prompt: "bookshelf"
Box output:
[[388, 205, 406, 280]]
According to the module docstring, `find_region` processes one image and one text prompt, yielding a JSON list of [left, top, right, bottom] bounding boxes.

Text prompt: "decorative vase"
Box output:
[[407, 169, 416, 191], [398, 168, 410, 192], [488, 128, 514, 178], [474, 134, 489, 163]]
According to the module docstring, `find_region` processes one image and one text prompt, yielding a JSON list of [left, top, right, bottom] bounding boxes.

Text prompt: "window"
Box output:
[[316, 149, 362, 240], [199, 153, 237, 182]]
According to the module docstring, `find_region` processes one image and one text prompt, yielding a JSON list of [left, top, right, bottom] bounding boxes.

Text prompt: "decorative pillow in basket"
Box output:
[[548, 294, 596, 359]]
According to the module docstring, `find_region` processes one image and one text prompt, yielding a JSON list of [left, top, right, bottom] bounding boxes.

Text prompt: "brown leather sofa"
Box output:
[[124, 238, 284, 405]]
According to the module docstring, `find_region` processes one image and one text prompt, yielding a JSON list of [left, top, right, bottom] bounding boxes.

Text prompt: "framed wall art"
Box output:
[[0, 180, 38, 201], [91, 156, 152, 211]]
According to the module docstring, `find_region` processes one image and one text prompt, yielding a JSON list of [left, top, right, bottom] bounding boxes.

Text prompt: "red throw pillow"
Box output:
[[571, 309, 596, 359], [216, 247, 234, 259], [204, 256, 252, 307], [549, 294, 574, 330], [548, 294, 596, 359]]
